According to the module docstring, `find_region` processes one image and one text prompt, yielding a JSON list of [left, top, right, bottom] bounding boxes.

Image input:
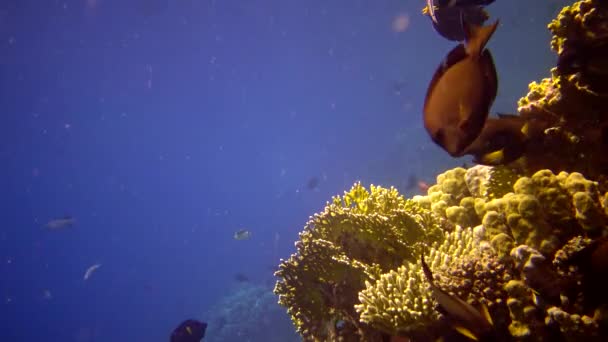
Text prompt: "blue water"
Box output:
[[1, 1, 567, 341]]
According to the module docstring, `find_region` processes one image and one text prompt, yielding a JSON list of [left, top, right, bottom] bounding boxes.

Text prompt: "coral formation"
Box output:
[[355, 226, 510, 339], [273, 1, 608, 341], [204, 284, 300, 342], [275, 167, 608, 341], [274, 183, 445, 340], [514, 0, 608, 183]]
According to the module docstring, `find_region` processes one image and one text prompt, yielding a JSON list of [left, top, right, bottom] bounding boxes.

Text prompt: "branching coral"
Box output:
[[355, 226, 481, 337]]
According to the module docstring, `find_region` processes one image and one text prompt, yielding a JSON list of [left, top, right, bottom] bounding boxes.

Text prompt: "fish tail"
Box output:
[[426, 0, 438, 23], [421, 254, 435, 284], [464, 19, 499, 56], [479, 302, 494, 326]]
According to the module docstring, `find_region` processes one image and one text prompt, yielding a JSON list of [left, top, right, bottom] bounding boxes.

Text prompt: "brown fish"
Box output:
[[463, 115, 528, 165], [423, 20, 499, 157], [421, 255, 495, 341], [424, 0, 492, 41], [463, 113, 551, 165]]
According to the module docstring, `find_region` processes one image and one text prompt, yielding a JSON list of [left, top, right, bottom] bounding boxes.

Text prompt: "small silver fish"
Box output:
[[233, 229, 251, 241], [421, 255, 494, 341], [43, 289, 52, 300], [45, 216, 76, 230], [83, 263, 101, 281]]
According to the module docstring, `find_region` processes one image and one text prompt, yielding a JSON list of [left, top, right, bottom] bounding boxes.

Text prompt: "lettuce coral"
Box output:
[[274, 182, 445, 340]]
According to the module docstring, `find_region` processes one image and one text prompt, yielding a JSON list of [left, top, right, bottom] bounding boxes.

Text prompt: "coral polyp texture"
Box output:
[[274, 1, 608, 341]]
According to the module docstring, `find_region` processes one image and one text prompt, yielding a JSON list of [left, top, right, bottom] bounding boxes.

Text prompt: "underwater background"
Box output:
[[0, 0, 570, 341]]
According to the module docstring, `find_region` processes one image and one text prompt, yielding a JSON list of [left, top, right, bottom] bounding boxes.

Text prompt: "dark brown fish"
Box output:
[[426, 0, 495, 26], [421, 255, 495, 341], [462, 115, 527, 165], [428, 4, 490, 41], [423, 20, 499, 157], [405, 174, 418, 191], [306, 176, 320, 190], [234, 273, 250, 283], [170, 319, 207, 342], [463, 113, 551, 165]]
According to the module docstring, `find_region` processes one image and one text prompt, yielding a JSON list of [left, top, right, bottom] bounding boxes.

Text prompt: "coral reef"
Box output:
[[355, 226, 501, 338], [274, 183, 445, 340], [275, 167, 608, 341], [204, 284, 300, 342], [514, 0, 608, 183], [273, 1, 608, 341]]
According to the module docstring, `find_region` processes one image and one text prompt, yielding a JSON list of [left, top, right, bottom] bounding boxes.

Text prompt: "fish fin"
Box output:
[[426, 0, 438, 23], [531, 291, 540, 306], [464, 20, 499, 56], [453, 325, 479, 341], [458, 9, 466, 40], [520, 122, 530, 136], [479, 303, 494, 326], [476, 149, 504, 165], [496, 112, 519, 119], [420, 254, 435, 284], [495, 113, 530, 136]]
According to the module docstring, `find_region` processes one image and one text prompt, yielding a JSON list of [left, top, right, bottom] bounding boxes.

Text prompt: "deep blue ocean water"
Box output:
[[0, 1, 568, 341]]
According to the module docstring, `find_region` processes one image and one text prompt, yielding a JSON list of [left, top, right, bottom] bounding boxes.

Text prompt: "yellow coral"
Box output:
[[274, 182, 445, 340], [356, 227, 479, 336]]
